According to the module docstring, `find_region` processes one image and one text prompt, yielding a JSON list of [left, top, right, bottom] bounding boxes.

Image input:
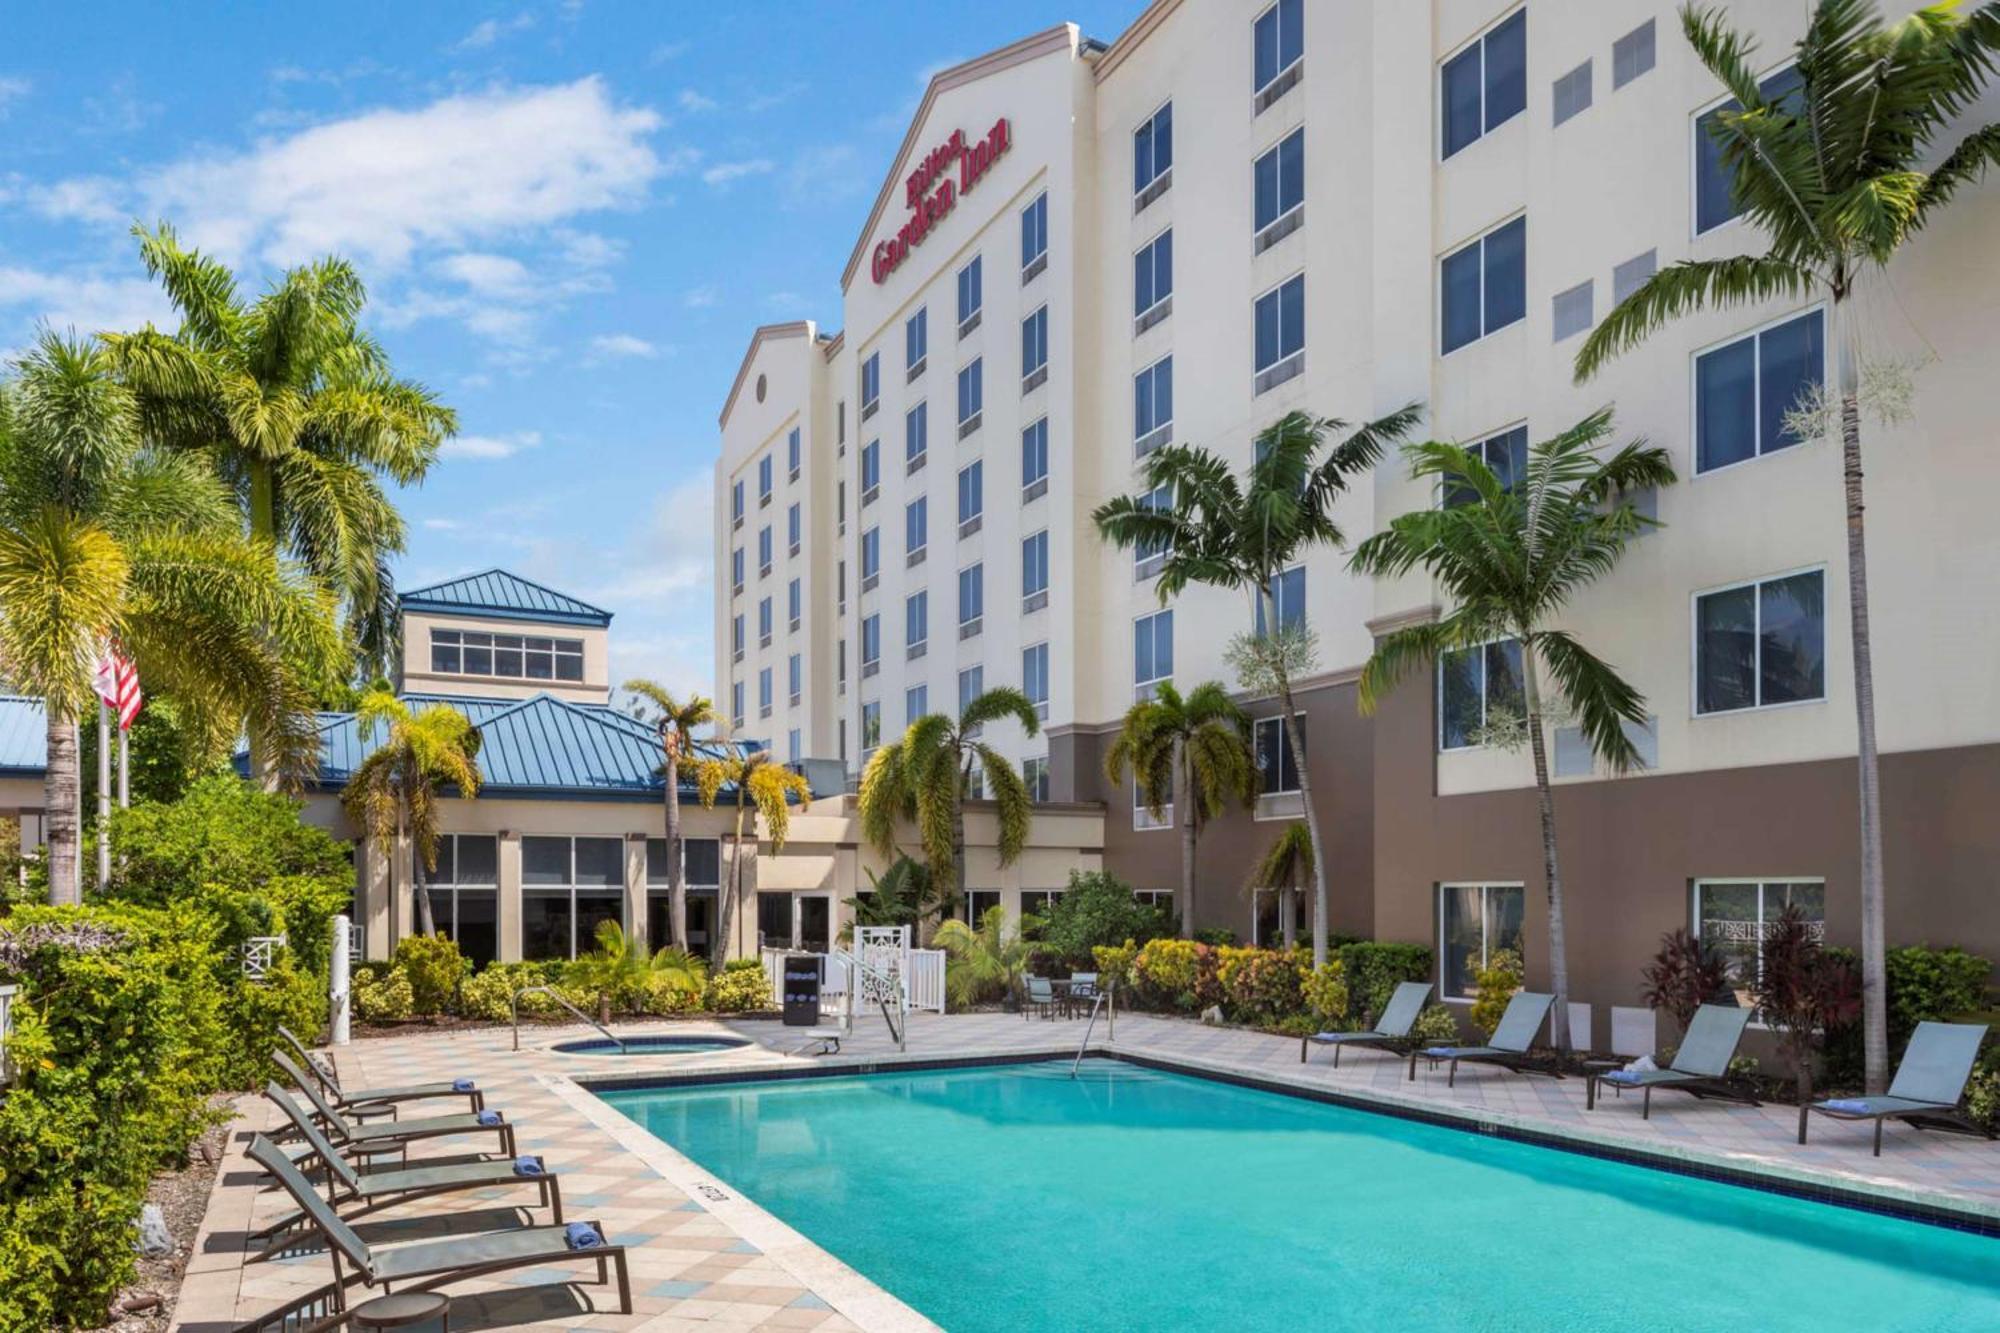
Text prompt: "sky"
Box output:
[[0, 0, 1147, 700]]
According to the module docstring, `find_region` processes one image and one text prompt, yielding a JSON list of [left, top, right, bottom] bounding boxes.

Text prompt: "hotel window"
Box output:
[[420, 834, 499, 967], [905, 496, 927, 559], [1021, 305, 1048, 391], [731, 680, 744, 729], [1134, 100, 1173, 200], [861, 700, 881, 751], [1134, 483, 1172, 579], [1020, 192, 1048, 278], [861, 439, 880, 500], [1254, 565, 1305, 636], [958, 562, 984, 634], [861, 613, 881, 671], [1133, 776, 1172, 832], [860, 526, 880, 582], [430, 629, 583, 682], [838, 479, 847, 531], [1134, 609, 1173, 697], [787, 427, 801, 480], [1253, 274, 1305, 391], [958, 459, 983, 534], [788, 728, 800, 761], [787, 501, 801, 555], [1695, 569, 1826, 715], [1440, 216, 1526, 355], [757, 525, 772, 576], [861, 351, 880, 418], [1695, 880, 1826, 1006], [1022, 530, 1049, 609], [1023, 641, 1049, 720], [758, 666, 772, 716], [957, 358, 983, 433], [1021, 417, 1049, 498], [757, 596, 772, 645], [1695, 309, 1824, 473], [1441, 8, 1526, 159], [1444, 424, 1529, 508], [905, 590, 928, 654], [1551, 60, 1592, 128], [1438, 883, 1525, 1000], [758, 455, 773, 505], [731, 614, 744, 659], [1439, 638, 1525, 751], [1023, 755, 1050, 802], [906, 684, 929, 725], [1696, 64, 1804, 234], [1134, 354, 1173, 456], [788, 652, 801, 704], [521, 835, 624, 962], [838, 400, 846, 443], [1254, 715, 1301, 795], [957, 255, 983, 334], [1134, 228, 1172, 323], [1253, 129, 1305, 247], [729, 547, 746, 592], [906, 402, 928, 470], [788, 577, 801, 630], [906, 307, 928, 376], [1253, 0, 1303, 100], [731, 479, 744, 529], [957, 665, 984, 719], [838, 637, 847, 686], [645, 836, 720, 950], [1612, 18, 1656, 90]]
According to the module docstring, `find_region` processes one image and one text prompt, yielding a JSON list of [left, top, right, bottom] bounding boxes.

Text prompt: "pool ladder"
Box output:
[[1069, 985, 1114, 1078], [510, 984, 627, 1053]]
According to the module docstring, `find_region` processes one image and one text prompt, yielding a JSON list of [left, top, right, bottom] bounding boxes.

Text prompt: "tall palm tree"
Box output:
[[1574, 0, 2000, 1092], [0, 333, 343, 904], [102, 223, 457, 696], [857, 686, 1038, 919], [1103, 681, 1256, 938], [1350, 411, 1676, 1052], [704, 747, 810, 965], [1093, 407, 1421, 967], [622, 680, 715, 950], [1250, 822, 1314, 952], [340, 689, 482, 939]]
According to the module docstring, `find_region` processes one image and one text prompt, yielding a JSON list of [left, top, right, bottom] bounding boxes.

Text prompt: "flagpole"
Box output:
[[118, 727, 129, 810], [96, 702, 112, 889]]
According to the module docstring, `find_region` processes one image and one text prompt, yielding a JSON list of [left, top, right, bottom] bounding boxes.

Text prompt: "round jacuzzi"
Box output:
[[551, 1035, 750, 1056]]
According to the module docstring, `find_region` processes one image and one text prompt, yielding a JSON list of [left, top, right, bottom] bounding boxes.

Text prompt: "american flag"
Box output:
[[93, 646, 143, 731]]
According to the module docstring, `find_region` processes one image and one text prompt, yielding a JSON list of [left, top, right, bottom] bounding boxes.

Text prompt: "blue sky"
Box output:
[[0, 0, 1146, 697]]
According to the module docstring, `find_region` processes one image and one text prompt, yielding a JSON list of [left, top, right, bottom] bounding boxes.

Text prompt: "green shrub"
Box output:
[[459, 966, 518, 1022], [1468, 948, 1523, 1042], [1193, 927, 1237, 947], [106, 775, 352, 909], [1218, 947, 1305, 1022], [1969, 1049, 2000, 1129], [1411, 1004, 1461, 1045], [1131, 938, 1222, 1012], [353, 967, 415, 1022], [393, 934, 471, 1017], [1336, 940, 1434, 1026], [1090, 940, 1138, 992], [1301, 960, 1349, 1027], [706, 958, 772, 1012], [644, 973, 706, 1014], [1037, 870, 1171, 965], [1886, 945, 1990, 1044]]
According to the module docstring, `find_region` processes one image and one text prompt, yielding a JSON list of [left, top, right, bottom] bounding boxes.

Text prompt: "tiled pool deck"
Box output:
[[176, 1010, 2000, 1331]]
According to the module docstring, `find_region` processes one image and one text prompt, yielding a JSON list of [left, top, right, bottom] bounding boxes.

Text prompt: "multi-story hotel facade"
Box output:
[[716, 2, 2000, 1019]]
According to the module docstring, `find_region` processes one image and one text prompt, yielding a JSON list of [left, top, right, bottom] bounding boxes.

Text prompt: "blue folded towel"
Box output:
[[453, 1078, 476, 1093], [1423, 1046, 1459, 1058], [564, 1221, 604, 1250], [513, 1156, 544, 1176], [477, 1109, 504, 1127], [1824, 1098, 1873, 1114], [1604, 1070, 1645, 1085]]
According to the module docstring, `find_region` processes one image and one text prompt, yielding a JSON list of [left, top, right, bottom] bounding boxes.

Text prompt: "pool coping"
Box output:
[[570, 1042, 2000, 1241]]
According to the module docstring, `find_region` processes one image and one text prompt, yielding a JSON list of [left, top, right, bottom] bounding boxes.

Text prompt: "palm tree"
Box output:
[[622, 680, 715, 951], [841, 854, 955, 941], [857, 686, 1039, 919], [1349, 411, 1676, 1052], [934, 904, 1041, 1009], [1103, 681, 1256, 938], [1093, 407, 1421, 967], [1250, 822, 1314, 952], [102, 223, 457, 698], [706, 747, 810, 965], [340, 688, 482, 938], [570, 919, 706, 1024], [0, 332, 343, 904], [1574, 0, 2000, 1093]]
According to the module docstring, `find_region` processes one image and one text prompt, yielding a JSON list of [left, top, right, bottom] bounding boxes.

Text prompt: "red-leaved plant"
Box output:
[[1753, 904, 1861, 1104], [1640, 928, 1731, 1032]]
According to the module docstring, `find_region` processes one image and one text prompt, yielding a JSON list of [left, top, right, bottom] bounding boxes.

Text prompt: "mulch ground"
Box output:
[[89, 1096, 233, 1333]]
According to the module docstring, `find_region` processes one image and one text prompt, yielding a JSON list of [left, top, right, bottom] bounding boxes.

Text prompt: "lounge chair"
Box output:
[[1302, 981, 1433, 1066], [278, 1024, 484, 1114], [1022, 975, 1060, 1021], [249, 1083, 563, 1260], [1408, 991, 1558, 1086], [273, 1051, 516, 1160], [1589, 1004, 1758, 1118], [243, 1134, 629, 1317], [1800, 1021, 1996, 1156]]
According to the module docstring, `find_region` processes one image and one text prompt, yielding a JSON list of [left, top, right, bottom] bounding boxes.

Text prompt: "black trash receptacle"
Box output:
[[782, 955, 822, 1027]]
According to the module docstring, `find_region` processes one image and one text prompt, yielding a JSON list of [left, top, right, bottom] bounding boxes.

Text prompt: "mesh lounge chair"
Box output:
[[279, 1024, 484, 1113], [1302, 981, 1433, 1066], [243, 1134, 629, 1320], [1589, 1004, 1758, 1118], [273, 1051, 516, 1160], [1408, 991, 1558, 1086], [1801, 1021, 1996, 1156], [249, 1083, 563, 1260], [1023, 975, 1060, 1021]]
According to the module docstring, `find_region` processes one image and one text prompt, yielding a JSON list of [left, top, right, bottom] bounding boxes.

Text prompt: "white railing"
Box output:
[[241, 934, 285, 981], [907, 949, 946, 1013], [347, 920, 365, 963], [0, 983, 15, 1087]]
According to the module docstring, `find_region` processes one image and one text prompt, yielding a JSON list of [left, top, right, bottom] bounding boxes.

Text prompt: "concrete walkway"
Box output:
[[175, 1009, 2000, 1331]]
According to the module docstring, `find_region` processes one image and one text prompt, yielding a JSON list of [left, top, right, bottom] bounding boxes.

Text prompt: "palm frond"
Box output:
[[1574, 256, 1815, 381]]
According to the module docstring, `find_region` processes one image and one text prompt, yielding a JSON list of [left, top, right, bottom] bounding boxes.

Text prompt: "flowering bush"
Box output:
[[1091, 940, 1138, 992], [394, 933, 471, 1017], [1469, 948, 1523, 1042], [1301, 960, 1349, 1026], [353, 966, 415, 1022], [706, 958, 773, 1012], [1412, 1004, 1462, 1045], [1219, 948, 1304, 1022], [1132, 938, 1222, 1012]]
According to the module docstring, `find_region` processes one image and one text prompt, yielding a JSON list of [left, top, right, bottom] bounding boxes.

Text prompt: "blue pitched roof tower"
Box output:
[[396, 568, 614, 704], [398, 569, 613, 627]]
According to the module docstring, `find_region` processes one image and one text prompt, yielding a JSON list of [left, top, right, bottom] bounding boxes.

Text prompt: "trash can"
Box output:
[[782, 955, 822, 1027]]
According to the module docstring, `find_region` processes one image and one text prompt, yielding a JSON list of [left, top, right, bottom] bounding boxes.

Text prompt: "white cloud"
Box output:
[[676, 89, 717, 113], [439, 429, 541, 460], [744, 82, 807, 114], [434, 251, 534, 298], [781, 143, 861, 210], [25, 176, 125, 225], [681, 285, 716, 309], [455, 12, 535, 51], [0, 265, 176, 342], [0, 76, 29, 115], [701, 159, 772, 188], [588, 333, 657, 359], [554, 228, 622, 267], [648, 41, 688, 65], [421, 517, 465, 531]]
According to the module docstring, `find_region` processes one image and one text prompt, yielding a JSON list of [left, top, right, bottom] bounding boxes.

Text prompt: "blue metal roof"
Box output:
[[0, 696, 47, 774], [398, 569, 613, 627]]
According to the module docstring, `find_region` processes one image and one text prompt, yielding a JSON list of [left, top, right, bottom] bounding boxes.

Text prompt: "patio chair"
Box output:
[[1408, 991, 1558, 1086], [249, 1083, 563, 1261], [1022, 975, 1060, 1021], [1589, 1004, 1758, 1118], [1302, 981, 1433, 1067], [243, 1134, 630, 1317], [1800, 1021, 1996, 1156], [273, 1051, 517, 1160], [278, 1024, 484, 1113]]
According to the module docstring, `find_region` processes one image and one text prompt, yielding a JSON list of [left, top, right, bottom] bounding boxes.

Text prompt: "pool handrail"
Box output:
[[511, 984, 627, 1054]]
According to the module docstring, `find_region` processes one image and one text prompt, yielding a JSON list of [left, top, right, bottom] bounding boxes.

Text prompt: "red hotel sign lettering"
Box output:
[[870, 117, 1013, 285]]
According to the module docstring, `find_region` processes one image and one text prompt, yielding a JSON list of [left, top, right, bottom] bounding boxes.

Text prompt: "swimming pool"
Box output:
[[599, 1059, 2000, 1332], [551, 1035, 747, 1056]]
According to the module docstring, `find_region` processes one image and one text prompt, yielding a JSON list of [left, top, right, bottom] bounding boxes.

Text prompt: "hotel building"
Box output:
[[716, 2, 2000, 1017]]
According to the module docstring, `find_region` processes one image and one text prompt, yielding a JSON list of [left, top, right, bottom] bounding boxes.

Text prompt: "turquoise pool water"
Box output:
[[599, 1060, 2000, 1332]]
